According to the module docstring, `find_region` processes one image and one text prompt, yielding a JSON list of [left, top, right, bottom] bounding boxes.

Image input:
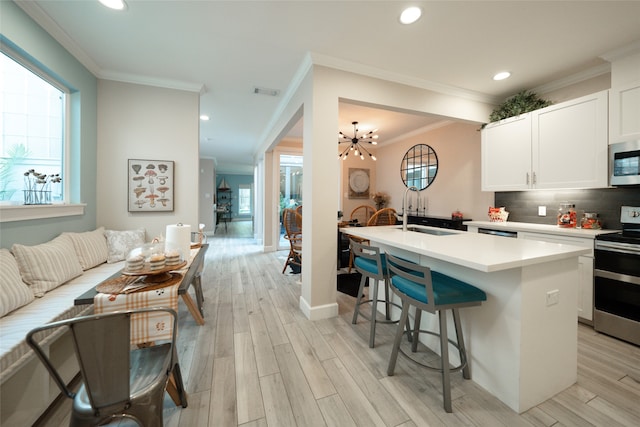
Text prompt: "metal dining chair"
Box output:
[[26, 307, 187, 427]]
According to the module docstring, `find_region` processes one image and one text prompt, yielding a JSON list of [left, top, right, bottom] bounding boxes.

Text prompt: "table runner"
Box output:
[[94, 247, 199, 344]]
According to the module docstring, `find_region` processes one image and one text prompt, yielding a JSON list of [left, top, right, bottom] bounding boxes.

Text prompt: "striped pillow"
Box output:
[[11, 234, 83, 297], [0, 249, 34, 316], [63, 227, 108, 270]]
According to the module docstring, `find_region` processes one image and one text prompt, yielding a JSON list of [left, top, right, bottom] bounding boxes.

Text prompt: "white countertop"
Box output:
[[465, 221, 618, 239], [341, 225, 591, 273]]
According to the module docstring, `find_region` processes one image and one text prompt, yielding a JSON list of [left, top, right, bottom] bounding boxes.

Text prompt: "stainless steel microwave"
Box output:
[[610, 140, 640, 186]]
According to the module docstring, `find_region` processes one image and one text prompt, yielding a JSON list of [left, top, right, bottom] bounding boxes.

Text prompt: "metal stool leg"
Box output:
[[352, 275, 368, 324], [439, 309, 453, 413], [387, 301, 411, 376], [452, 308, 470, 379], [411, 309, 422, 352], [369, 278, 380, 348]]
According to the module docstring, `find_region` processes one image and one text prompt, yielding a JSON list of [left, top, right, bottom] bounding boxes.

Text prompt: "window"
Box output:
[[1, 50, 67, 205], [238, 184, 252, 214]]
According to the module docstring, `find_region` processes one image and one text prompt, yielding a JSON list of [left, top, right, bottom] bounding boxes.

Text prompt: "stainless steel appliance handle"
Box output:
[[595, 241, 640, 255], [595, 269, 640, 286]]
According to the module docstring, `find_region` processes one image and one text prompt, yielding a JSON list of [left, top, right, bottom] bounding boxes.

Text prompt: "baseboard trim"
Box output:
[[299, 296, 339, 321]]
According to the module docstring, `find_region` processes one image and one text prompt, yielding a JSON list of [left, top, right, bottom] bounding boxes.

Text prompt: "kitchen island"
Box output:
[[341, 224, 590, 413]]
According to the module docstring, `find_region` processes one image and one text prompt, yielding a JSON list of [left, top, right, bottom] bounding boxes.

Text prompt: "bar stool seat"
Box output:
[[350, 239, 403, 348], [385, 253, 486, 413]]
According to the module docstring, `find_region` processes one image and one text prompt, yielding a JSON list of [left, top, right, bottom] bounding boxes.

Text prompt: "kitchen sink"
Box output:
[[404, 226, 457, 236]]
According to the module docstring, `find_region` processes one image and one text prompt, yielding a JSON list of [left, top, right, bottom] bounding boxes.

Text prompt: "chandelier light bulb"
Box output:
[[338, 121, 379, 161]]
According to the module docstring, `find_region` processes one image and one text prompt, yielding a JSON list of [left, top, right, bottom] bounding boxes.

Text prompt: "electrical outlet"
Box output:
[[538, 206, 547, 216], [546, 290, 559, 306]]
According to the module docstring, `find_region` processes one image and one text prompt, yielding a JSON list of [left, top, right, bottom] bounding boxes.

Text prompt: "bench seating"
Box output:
[[0, 227, 145, 426]]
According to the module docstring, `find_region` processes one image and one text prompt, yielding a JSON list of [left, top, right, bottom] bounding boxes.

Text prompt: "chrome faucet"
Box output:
[[402, 186, 419, 231]]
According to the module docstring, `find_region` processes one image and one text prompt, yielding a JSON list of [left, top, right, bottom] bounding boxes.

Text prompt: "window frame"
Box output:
[[0, 42, 84, 222]]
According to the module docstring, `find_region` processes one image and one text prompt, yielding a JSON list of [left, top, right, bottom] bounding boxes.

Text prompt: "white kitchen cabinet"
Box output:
[[606, 47, 640, 143], [609, 79, 640, 143], [481, 90, 609, 191], [518, 231, 594, 323], [481, 114, 532, 191]]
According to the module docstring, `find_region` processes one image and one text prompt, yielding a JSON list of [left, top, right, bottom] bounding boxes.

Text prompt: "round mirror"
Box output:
[[400, 144, 438, 190]]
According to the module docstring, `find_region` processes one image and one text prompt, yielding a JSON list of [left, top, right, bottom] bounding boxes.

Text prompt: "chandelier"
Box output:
[[338, 121, 379, 161]]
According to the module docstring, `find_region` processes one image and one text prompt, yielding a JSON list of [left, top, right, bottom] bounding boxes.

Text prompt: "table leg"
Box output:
[[181, 293, 205, 325], [193, 275, 204, 317], [166, 371, 188, 407]]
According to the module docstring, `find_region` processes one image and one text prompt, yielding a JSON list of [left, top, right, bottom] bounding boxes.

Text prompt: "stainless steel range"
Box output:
[[594, 206, 640, 346]]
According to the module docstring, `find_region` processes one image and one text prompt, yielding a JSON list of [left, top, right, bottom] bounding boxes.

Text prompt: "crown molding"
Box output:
[[600, 40, 640, 62], [100, 70, 205, 93], [16, 1, 205, 93], [308, 52, 500, 105], [15, 0, 102, 75], [533, 63, 611, 95]]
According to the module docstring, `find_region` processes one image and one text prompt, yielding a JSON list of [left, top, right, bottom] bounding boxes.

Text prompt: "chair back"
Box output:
[[283, 208, 302, 236], [368, 208, 398, 226], [26, 307, 177, 413], [350, 205, 375, 225], [385, 253, 436, 312], [349, 238, 387, 281]]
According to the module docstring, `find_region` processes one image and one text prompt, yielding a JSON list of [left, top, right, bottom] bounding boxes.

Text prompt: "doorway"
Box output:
[[278, 154, 303, 249]]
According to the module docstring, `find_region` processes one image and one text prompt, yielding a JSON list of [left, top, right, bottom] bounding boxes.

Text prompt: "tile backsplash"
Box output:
[[495, 187, 640, 230]]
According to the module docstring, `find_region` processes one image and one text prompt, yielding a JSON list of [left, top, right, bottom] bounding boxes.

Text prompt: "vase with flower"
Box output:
[[371, 192, 389, 211]]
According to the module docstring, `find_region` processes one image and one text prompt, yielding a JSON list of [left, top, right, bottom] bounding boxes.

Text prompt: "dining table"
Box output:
[[74, 243, 209, 336]]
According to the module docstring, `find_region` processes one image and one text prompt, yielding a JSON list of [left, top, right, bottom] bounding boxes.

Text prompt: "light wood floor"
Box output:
[[38, 220, 640, 427]]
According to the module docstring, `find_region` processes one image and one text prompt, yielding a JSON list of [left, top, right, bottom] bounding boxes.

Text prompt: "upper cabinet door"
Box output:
[[481, 114, 532, 191], [532, 90, 609, 189], [610, 80, 640, 143]]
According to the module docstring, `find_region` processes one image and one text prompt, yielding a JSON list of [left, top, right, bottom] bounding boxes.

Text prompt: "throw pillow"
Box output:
[[0, 249, 35, 316], [11, 234, 83, 297], [104, 229, 146, 263], [63, 227, 109, 270]]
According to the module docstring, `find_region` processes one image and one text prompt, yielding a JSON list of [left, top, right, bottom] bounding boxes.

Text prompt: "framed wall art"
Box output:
[[128, 159, 174, 212], [348, 168, 370, 199]]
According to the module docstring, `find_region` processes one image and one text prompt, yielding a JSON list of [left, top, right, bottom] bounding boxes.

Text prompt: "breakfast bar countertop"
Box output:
[[340, 224, 590, 273]]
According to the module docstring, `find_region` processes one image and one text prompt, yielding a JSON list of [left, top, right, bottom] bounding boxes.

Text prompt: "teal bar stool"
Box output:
[[349, 238, 402, 348], [385, 253, 487, 413]]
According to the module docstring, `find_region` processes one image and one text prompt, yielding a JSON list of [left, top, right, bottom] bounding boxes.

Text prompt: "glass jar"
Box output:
[[557, 203, 577, 228], [580, 212, 602, 229]]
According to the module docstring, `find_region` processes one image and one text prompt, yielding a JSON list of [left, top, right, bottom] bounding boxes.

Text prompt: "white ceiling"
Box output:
[[15, 1, 640, 173]]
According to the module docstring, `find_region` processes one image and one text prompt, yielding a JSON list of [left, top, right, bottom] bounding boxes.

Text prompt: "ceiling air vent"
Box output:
[[253, 86, 280, 96]]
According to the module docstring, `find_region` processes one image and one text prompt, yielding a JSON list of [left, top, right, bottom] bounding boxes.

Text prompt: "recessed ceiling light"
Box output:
[[99, 0, 127, 11], [200, 114, 210, 121], [400, 7, 422, 24], [493, 71, 511, 81]]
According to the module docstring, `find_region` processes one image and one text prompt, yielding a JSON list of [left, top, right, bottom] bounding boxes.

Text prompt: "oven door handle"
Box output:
[[595, 269, 640, 286], [595, 242, 640, 256]]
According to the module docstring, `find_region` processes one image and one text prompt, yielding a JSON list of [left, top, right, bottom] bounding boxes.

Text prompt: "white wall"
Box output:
[[199, 158, 215, 233], [375, 122, 493, 222], [96, 80, 200, 240]]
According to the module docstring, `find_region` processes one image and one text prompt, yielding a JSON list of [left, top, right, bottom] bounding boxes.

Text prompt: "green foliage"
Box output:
[[488, 90, 552, 123], [0, 144, 30, 201]]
